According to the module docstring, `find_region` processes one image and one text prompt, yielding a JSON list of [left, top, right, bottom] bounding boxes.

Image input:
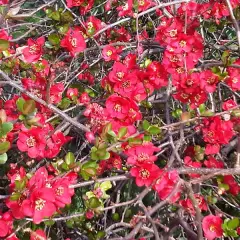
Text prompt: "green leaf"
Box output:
[[118, 127, 127, 139], [0, 141, 10, 154], [82, 160, 98, 170], [57, 24, 69, 35], [60, 11, 73, 23], [81, 168, 96, 180], [44, 220, 55, 226], [48, 33, 60, 45], [45, 41, 54, 49], [128, 137, 142, 146], [99, 151, 110, 160], [0, 39, 9, 51], [58, 97, 71, 109], [143, 135, 152, 142], [10, 192, 21, 201], [142, 120, 150, 131], [228, 218, 239, 230], [148, 126, 161, 135], [48, 11, 60, 21], [65, 152, 75, 165], [15, 179, 26, 191], [16, 98, 25, 112], [208, 24, 217, 33], [199, 104, 206, 113], [0, 122, 13, 137], [88, 197, 101, 208], [200, 110, 214, 117], [61, 162, 69, 171], [0, 153, 7, 164], [22, 100, 36, 115], [100, 181, 112, 192], [219, 183, 230, 191], [221, 50, 230, 65]]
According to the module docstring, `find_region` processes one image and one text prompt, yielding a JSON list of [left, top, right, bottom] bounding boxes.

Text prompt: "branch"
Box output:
[[225, 0, 240, 53]]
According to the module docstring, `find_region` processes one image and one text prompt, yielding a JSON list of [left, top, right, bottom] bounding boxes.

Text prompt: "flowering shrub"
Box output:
[[1, 0, 240, 239]]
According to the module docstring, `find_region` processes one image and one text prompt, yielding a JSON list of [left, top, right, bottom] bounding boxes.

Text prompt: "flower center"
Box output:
[[181, 93, 189, 99], [26, 136, 36, 147], [176, 67, 184, 74], [169, 29, 177, 37], [122, 80, 131, 88], [29, 44, 39, 54], [139, 0, 145, 6], [56, 186, 64, 196], [209, 225, 216, 232], [194, 94, 200, 102], [207, 77, 215, 84], [87, 22, 94, 29], [186, 79, 193, 86], [15, 174, 21, 181], [122, 3, 129, 10], [114, 104, 122, 112], [170, 55, 179, 62], [207, 131, 214, 137], [139, 169, 150, 179], [116, 72, 124, 79], [179, 40, 186, 47], [106, 50, 112, 56], [70, 37, 77, 48], [138, 153, 149, 162], [35, 198, 46, 211], [232, 78, 239, 84]]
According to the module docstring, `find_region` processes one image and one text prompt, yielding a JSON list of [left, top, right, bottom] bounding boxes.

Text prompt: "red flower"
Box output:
[[52, 178, 75, 208], [85, 210, 94, 219], [0, 0, 8, 5], [17, 127, 46, 158], [79, 0, 94, 15], [137, 0, 153, 12], [222, 99, 237, 111], [66, 88, 79, 100], [179, 194, 207, 215], [223, 175, 240, 196], [50, 83, 64, 104], [184, 156, 202, 178], [0, 221, 9, 237], [117, 0, 133, 17], [109, 62, 128, 83], [106, 94, 130, 120], [44, 131, 71, 159], [200, 70, 219, 93], [6, 198, 25, 219], [22, 37, 45, 63], [202, 116, 234, 154], [125, 143, 159, 165], [22, 188, 56, 224], [0, 29, 11, 41], [30, 229, 47, 240], [61, 28, 86, 56], [66, 0, 84, 8], [78, 92, 90, 105], [202, 215, 223, 240], [113, 72, 146, 100], [102, 45, 119, 62], [226, 67, 240, 91], [86, 16, 104, 36], [204, 156, 224, 169], [85, 131, 95, 143], [154, 170, 181, 203], [130, 163, 159, 187]]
